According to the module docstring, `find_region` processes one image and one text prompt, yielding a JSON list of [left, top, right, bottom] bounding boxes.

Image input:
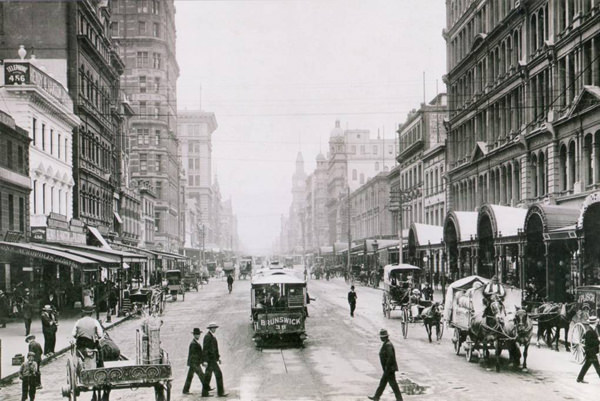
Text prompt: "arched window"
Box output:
[[539, 151, 546, 196], [568, 141, 576, 191], [584, 134, 593, 186], [530, 14, 538, 53], [531, 154, 538, 198], [559, 144, 568, 191]]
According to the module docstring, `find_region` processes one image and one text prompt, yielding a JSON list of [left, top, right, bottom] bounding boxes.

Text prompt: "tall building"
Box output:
[[286, 152, 307, 254], [304, 153, 329, 251], [177, 110, 218, 244], [326, 120, 397, 244], [444, 0, 600, 299], [0, 56, 80, 243], [112, 0, 181, 253], [0, 1, 126, 240]]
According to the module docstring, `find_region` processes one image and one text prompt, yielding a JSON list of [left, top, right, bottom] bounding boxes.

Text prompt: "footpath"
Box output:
[[0, 310, 130, 384]]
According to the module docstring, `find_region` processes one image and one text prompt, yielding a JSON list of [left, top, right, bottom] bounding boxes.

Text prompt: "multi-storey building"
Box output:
[[326, 120, 397, 244], [139, 180, 156, 249], [0, 111, 31, 241], [112, 0, 181, 253], [0, 56, 81, 244], [177, 110, 218, 244], [304, 153, 329, 251], [349, 172, 394, 241], [444, 0, 600, 299], [286, 153, 307, 254], [0, 1, 126, 240]]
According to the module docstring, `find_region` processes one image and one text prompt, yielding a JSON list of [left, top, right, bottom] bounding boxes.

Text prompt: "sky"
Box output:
[[175, 0, 447, 254]]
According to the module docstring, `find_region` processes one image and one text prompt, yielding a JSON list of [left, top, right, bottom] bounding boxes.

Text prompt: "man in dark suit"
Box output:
[[203, 322, 228, 397], [577, 316, 600, 383], [183, 328, 208, 394], [26, 334, 43, 389], [40, 305, 57, 355], [368, 329, 403, 401], [348, 286, 357, 317]]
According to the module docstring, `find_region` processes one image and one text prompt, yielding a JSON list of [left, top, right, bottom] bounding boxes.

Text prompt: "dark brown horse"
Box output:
[[535, 302, 577, 351], [506, 309, 534, 370], [422, 302, 443, 342]]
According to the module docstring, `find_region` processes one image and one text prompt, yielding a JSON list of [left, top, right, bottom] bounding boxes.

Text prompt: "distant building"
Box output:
[[304, 153, 329, 251], [349, 172, 394, 241]]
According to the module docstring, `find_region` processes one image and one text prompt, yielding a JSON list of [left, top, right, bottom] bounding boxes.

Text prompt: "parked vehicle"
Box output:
[[570, 285, 600, 364], [250, 269, 307, 347], [165, 270, 184, 301]]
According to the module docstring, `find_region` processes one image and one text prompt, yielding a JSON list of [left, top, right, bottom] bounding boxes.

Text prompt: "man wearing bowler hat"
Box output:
[[576, 315, 600, 383], [203, 322, 228, 397], [183, 328, 210, 394], [368, 329, 403, 401], [25, 334, 43, 389]]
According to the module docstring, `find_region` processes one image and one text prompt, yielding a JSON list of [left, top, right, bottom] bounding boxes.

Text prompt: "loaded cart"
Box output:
[[62, 316, 172, 401], [445, 275, 524, 371]]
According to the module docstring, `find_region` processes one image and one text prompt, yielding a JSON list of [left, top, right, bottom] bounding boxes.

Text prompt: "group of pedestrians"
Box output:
[[183, 322, 229, 398]]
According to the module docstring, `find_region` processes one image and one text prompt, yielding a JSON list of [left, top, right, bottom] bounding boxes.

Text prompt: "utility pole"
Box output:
[[398, 191, 403, 264], [347, 186, 351, 276]]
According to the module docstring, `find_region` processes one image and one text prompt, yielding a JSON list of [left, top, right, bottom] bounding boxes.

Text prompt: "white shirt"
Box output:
[[72, 316, 103, 340]]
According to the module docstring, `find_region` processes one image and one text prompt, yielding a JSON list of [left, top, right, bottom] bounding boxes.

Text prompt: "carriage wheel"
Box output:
[[66, 358, 78, 401], [452, 328, 461, 355], [401, 308, 409, 338], [465, 336, 475, 362], [437, 321, 444, 341], [571, 322, 586, 365]]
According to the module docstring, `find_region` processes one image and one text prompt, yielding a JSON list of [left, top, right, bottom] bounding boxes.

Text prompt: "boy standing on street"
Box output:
[[25, 334, 43, 389], [19, 352, 38, 401]]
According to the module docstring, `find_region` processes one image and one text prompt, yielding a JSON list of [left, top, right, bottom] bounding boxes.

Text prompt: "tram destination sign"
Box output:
[[255, 312, 304, 333]]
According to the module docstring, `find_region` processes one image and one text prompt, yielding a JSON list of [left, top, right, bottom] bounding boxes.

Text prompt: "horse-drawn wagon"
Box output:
[[381, 264, 443, 341], [62, 317, 172, 401], [445, 275, 532, 371], [570, 285, 600, 364]]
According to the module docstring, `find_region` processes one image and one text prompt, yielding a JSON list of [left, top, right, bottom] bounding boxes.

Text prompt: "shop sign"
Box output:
[[31, 227, 47, 242], [4, 62, 30, 85], [22, 267, 33, 272]]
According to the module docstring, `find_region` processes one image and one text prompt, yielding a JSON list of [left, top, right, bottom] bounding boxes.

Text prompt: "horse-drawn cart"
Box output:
[[445, 275, 530, 371], [570, 285, 600, 364], [62, 317, 172, 401]]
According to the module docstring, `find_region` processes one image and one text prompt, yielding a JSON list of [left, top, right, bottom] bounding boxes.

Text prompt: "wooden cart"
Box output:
[[62, 318, 172, 400], [570, 285, 600, 364]]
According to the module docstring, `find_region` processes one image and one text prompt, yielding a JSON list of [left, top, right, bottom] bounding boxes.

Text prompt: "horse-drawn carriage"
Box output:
[[182, 274, 199, 291], [128, 287, 165, 317], [239, 257, 253, 280], [165, 269, 184, 301], [62, 317, 172, 400], [381, 264, 443, 341], [569, 285, 600, 364], [445, 275, 532, 371]]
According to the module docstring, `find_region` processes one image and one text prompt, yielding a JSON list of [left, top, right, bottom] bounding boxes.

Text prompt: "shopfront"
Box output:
[[443, 211, 478, 282]]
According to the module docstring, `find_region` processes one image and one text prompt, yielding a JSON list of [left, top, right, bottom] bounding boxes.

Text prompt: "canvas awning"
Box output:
[[444, 211, 478, 243], [41, 244, 120, 268], [479, 204, 527, 237], [409, 223, 444, 247], [0, 241, 100, 270], [57, 244, 148, 263], [87, 226, 112, 249]]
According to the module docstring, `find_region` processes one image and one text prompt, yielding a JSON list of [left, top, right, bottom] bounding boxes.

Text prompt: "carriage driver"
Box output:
[[72, 306, 104, 366], [483, 275, 506, 320]]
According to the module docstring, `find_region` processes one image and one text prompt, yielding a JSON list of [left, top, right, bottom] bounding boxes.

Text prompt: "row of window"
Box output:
[[78, 11, 110, 64], [139, 76, 161, 93], [138, 153, 164, 173], [79, 183, 112, 224], [138, 101, 162, 119], [0, 192, 26, 234], [401, 163, 421, 191], [80, 131, 113, 172], [0, 136, 26, 175], [31, 180, 69, 217], [136, 128, 162, 146], [425, 203, 445, 227], [78, 65, 113, 117], [399, 121, 423, 153], [424, 166, 445, 196], [135, 0, 160, 15], [31, 118, 70, 164]]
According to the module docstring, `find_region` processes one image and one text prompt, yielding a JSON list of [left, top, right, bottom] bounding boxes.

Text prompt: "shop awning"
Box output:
[[152, 250, 187, 260], [525, 203, 580, 234], [40, 244, 120, 268], [409, 223, 444, 247], [444, 211, 478, 242], [57, 244, 148, 263], [88, 226, 112, 249], [480, 204, 527, 237], [0, 241, 100, 270], [113, 211, 123, 224], [545, 224, 578, 240], [319, 246, 334, 255]]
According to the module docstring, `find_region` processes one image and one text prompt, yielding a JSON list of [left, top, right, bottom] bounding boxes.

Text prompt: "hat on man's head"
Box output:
[[42, 305, 53, 311], [25, 334, 36, 342], [589, 316, 598, 325], [207, 322, 219, 329], [82, 306, 95, 314], [379, 329, 389, 338], [192, 328, 202, 335]]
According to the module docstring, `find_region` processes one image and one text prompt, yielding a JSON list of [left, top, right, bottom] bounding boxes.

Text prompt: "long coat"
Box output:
[[187, 339, 203, 367], [379, 339, 398, 372], [28, 340, 43, 365], [583, 327, 600, 358], [203, 331, 220, 363]]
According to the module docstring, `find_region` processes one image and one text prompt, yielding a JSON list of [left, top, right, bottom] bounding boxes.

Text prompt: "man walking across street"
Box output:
[[25, 334, 43, 389], [227, 273, 234, 294], [348, 286, 357, 317], [40, 305, 57, 356], [203, 322, 228, 397], [183, 328, 210, 395], [577, 316, 600, 383], [368, 329, 403, 401]]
